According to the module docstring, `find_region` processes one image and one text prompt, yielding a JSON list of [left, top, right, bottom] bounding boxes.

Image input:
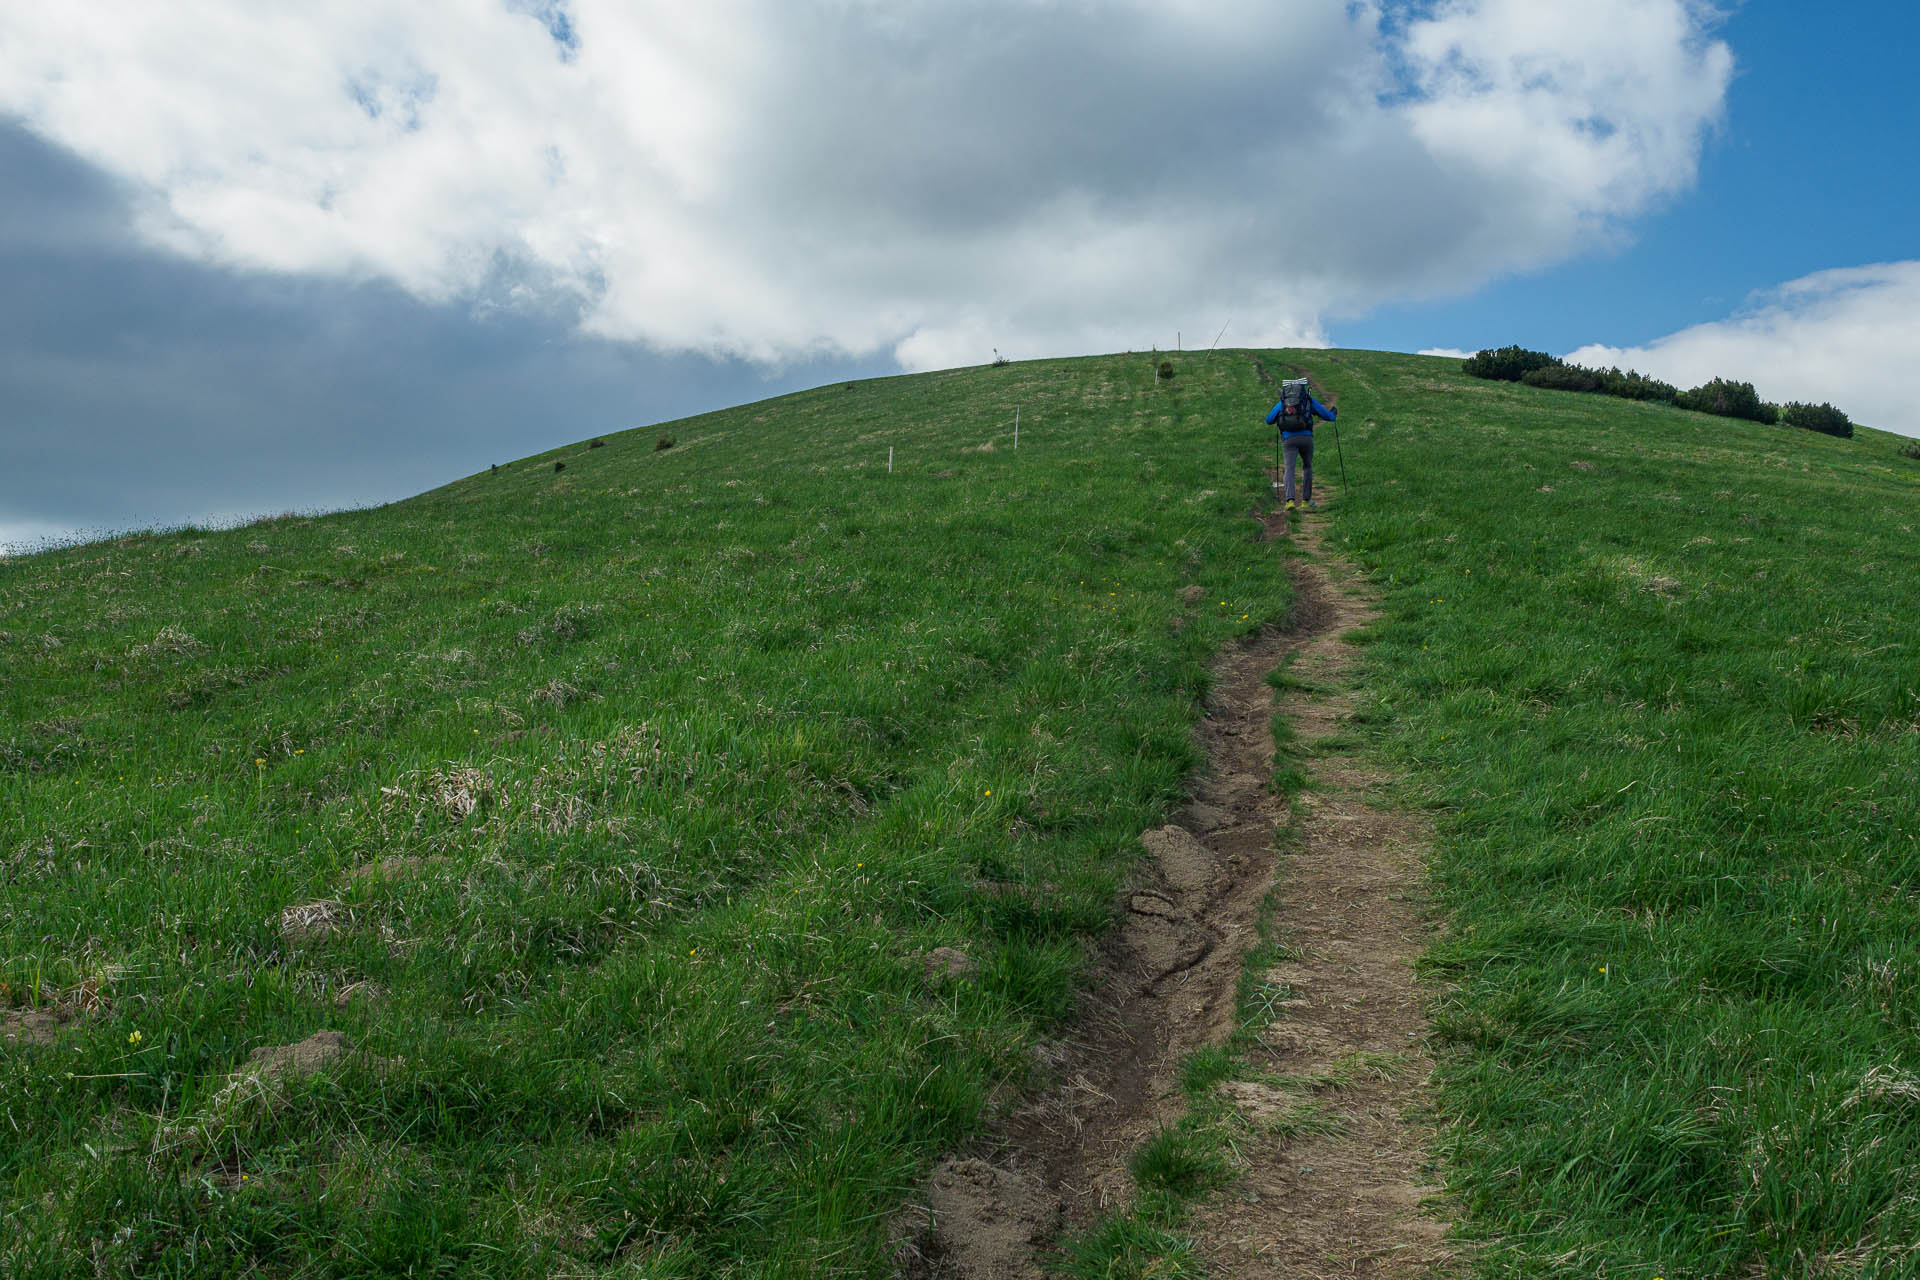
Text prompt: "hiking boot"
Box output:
[[1284, 500, 1297, 511]]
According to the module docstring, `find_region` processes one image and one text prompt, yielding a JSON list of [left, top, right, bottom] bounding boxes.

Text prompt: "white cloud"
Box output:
[[1418, 347, 1475, 359], [0, 1, 1733, 371], [1566, 262, 1920, 439]]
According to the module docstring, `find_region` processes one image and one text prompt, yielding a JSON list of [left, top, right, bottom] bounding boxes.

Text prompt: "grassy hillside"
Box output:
[[1, 352, 1298, 1277], [1317, 352, 1920, 1276], [6, 347, 1919, 1277]]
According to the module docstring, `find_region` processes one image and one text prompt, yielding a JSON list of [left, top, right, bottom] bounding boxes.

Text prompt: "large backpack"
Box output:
[[1278, 378, 1312, 429]]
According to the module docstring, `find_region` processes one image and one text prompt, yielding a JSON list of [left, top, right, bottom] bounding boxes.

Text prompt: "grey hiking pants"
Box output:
[[1282, 434, 1313, 503]]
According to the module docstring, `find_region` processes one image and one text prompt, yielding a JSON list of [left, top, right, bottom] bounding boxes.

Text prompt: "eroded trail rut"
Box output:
[[903, 512, 1450, 1278]]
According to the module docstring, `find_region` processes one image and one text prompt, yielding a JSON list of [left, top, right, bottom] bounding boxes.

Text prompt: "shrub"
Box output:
[[655, 435, 675, 452], [1676, 377, 1777, 424], [1157, 360, 1175, 380], [1898, 439, 1920, 460], [1780, 401, 1854, 439], [1597, 367, 1679, 403], [1522, 363, 1605, 393], [1463, 345, 1561, 381]]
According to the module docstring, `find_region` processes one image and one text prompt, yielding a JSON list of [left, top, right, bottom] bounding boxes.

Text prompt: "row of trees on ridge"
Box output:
[[1462, 346, 1856, 439]]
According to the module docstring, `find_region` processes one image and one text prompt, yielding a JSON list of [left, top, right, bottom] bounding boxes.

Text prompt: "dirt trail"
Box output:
[[903, 504, 1450, 1277], [1190, 509, 1451, 1277]]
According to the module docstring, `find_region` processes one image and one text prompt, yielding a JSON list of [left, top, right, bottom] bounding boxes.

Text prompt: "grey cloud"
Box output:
[[0, 125, 885, 550], [744, 4, 1369, 234]]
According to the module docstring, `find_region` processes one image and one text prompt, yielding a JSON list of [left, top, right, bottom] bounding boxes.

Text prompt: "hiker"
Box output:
[[1265, 378, 1337, 510]]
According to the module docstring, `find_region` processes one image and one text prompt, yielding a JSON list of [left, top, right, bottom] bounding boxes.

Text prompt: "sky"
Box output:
[[3, 1, 1915, 553]]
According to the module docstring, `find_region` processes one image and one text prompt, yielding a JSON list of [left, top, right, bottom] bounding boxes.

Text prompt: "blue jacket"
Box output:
[[1266, 393, 1337, 438]]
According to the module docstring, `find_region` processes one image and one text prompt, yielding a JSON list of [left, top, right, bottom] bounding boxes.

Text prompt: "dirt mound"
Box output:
[[907, 1158, 1060, 1279], [1120, 889, 1213, 990], [919, 947, 979, 981], [279, 900, 345, 945], [4, 975, 110, 1047], [3, 1009, 62, 1047], [163, 1030, 387, 1156], [1140, 824, 1219, 896], [243, 1030, 354, 1082]]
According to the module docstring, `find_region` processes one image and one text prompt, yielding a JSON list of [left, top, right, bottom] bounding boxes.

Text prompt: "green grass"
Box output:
[[1, 352, 1298, 1277], [8, 345, 1920, 1276], [1321, 350, 1920, 1276]]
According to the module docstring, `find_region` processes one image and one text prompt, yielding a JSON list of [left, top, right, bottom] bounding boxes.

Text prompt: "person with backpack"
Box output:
[[1264, 377, 1337, 510]]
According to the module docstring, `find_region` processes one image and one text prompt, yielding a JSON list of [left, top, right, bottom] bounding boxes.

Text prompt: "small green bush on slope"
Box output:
[[1462, 345, 1560, 382], [1519, 363, 1605, 393], [1780, 400, 1854, 439], [1517, 360, 1682, 403], [1674, 374, 1777, 424]]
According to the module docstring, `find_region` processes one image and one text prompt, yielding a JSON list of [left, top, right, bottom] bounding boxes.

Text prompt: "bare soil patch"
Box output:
[[905, 505, 1449, 1275], [3, 1008, 63, 1047], [3, 976, 110, 1047]]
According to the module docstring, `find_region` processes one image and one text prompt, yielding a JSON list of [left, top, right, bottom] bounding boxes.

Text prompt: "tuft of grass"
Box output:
[[1265, 665, 1325, 695], [1240, 1094, 1344, 1142], [1050, 1213, 1202, 1279], [1178, 1045, 1237, 1099], [1130, 1127, 1235, 1199]]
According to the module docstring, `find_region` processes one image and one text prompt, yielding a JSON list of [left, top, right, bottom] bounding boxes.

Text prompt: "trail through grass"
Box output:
[[8, 345, 1919, 1275]]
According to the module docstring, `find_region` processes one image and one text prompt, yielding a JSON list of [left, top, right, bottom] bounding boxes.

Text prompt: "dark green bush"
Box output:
[[1463, 345, 1561, 382], [1676, 377, 1777, 424], [1898, 439, 1920, 460], [1522, 364, 1606, 393], [1780, 401, 1853, 439], [1515, 360, 1677, 403], [1597, 367, 1679, 403]]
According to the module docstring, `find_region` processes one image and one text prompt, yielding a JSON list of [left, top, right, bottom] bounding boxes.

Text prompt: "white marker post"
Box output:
[[888, 446, 893, 474], [1014, 406, 1020, 450]]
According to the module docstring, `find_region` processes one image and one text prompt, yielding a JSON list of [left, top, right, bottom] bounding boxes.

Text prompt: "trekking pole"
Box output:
[[1332, 420, 1349, 492]]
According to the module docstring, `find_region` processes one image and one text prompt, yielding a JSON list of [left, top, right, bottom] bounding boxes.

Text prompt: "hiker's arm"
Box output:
[[1311, 395, 1338, 422], [1264, 400, 1285, 425]]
